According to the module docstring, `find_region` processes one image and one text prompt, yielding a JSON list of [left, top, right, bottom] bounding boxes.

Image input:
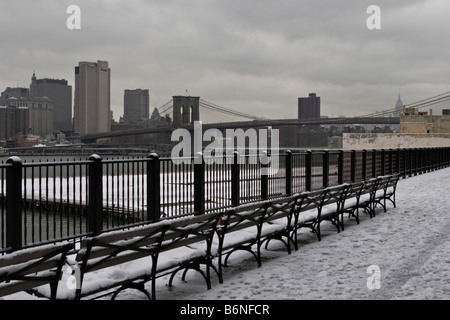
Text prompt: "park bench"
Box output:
[[373, 174, 400, 213], [0, 242, 73, 299], [32, 212, 221, 300], [340, 180, 366, 227], [214, 194, 300, 280], [339, 174, 400, 230], [290, 184, 351, 244], [347, 177, 381, 219]]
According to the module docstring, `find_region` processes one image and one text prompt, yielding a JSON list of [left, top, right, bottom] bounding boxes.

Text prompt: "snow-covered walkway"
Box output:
[[155, 167, 450, 300], [4, 167, 450, 300]]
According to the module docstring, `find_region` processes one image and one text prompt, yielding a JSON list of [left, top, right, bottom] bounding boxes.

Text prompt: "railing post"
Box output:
[[231, 151, 240, 206], [402, 148, 407, 178], [305, 150, 312, 191], [414, 148, 419, 176], [194, 152, 205, 215], [380, 149, 386, 176], [443, 148, 446, 168], [147, 153, 160, 222], [6, 156, 23, 251], [285, 150, 292, 196], [437, 147, 440, 169], [388, 149, 393, 175], [372, 149, 377, 178], [261, 151, 269, 200], [409, 148, 413, 177], [350, 149, 356, 183], [447, 147, 450, 167], [338, 150, 344, 185], [362, 149, 367, 181], [323, 150, 329, 188], [396, 148, 400, 175], [433, 148, 437, 171], [421, 148, 425, 174], [88, 154, 103, 236]]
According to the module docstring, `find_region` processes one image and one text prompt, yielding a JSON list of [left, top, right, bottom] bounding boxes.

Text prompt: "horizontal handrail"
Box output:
[[1, 147, 449, 251]]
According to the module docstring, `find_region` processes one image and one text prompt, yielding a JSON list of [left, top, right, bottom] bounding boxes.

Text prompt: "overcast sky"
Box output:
[[0, 0, 449, 123]]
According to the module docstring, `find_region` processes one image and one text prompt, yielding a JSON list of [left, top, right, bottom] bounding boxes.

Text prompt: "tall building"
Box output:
[[36, 78, 72, 132], [0, 73, 53, 137], [0, 87, 28, 101], [395, 94, 404, 116], [74, 60, 111, 135], [123, 89, 149, 124], [298, 93, 321, 120], [0, 105, 29, 140]]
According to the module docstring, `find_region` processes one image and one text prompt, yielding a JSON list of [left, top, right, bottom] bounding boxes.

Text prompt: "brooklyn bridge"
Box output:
[[71, 92, 450, 151]]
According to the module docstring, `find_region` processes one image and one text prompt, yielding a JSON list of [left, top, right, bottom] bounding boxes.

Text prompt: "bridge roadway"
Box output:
[[79, 117, 400, 142]]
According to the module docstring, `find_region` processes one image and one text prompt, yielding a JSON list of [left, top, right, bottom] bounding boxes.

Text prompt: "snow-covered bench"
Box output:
[[214, 194, 300, 280], [373, 174, 400, 214], [290, 184, 351, 245], [0, 242, 73, 299], [34, 212, 222, 300], [339, 174, 400, 230]]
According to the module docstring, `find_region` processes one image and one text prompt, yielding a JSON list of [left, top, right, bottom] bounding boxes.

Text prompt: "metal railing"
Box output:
[[1, 147, 450, 252]]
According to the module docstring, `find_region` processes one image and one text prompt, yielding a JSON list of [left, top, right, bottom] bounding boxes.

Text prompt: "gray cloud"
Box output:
[[1, 0, 449, 123]]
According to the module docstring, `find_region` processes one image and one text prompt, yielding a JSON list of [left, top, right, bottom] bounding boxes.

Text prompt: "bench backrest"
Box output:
[[263, 194, 300, 225], [345, 181, 365, 201], [361, 177, 381, 199], [296, 184, 349, 214], [216, 201, 270, 237], [377, 175, 392, 191], [386, 174, 400, 191], [76, 213, 220, 274], [0, 242, 73, 297], [297, 189, 329, 214], [321, 184, 351, 211]]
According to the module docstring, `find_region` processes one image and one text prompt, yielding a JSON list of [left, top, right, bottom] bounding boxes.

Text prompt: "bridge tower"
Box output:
[[172, 96, 200, 127]]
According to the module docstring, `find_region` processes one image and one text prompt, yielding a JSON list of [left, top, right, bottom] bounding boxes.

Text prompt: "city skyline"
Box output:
[[1, 1, 449, 122]]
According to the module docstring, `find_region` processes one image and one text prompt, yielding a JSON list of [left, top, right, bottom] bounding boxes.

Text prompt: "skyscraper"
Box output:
[[123, 89, 149, 125], [74, 60, 111, 135], [395, 94, 403, 116], [298, 93, 321, 120], [1, 73, 53, 137], [0, 105, 29, 140], [35, 78, 72, 132]]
